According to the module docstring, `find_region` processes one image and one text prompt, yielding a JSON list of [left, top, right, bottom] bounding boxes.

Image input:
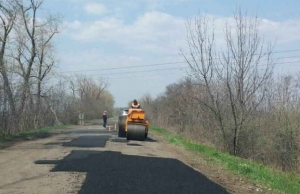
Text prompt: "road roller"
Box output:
[[118, 109, 128, 137], [118, 108, 149, 141]]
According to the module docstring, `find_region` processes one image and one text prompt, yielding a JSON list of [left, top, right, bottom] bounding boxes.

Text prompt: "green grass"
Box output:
[[0, 125, 69, 142], [150, 126, 300, 194]]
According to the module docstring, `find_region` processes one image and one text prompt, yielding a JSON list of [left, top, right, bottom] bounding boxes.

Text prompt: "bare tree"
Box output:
[[10, 0, 42, 117], [182, 11, 274, 155], [271, 75, 300, 171], [66, 74, 110, 119], [0, 0, 18, 115], [139, 93, 153, 121], [32, 14, 61, 128]]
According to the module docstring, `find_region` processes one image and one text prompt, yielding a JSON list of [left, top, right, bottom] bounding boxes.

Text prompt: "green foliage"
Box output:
[[0, 125, 69, 142], [150, 126, 300, 194]]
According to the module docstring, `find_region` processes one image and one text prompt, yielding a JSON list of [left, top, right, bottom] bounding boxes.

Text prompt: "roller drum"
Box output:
[[118, 115, 127, 137], [127, 124, 146, 141]]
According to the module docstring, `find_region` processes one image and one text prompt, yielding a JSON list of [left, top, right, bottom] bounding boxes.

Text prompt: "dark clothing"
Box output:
[[102, 114, 107, 127]]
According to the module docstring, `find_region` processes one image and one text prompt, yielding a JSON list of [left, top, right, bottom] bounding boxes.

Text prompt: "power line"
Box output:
[[56, 60, 300, 80], [58, 66, 188, 78], [108, 71, 182, 80], [80, 66, 188, 76], [57, 59, 300, 77], [272, 55, 300, 60], [57, 47, 300, 55], [57, 49, 300, 74], [105, 60, 300, 80], [58, 61, 187, 73], [116, 59, 300, 76], [272, 49, 300, 54]]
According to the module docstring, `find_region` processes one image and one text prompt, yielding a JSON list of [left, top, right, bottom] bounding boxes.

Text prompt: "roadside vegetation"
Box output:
[[151, 126, 300, 194], [139, 9, 300, 191], [0, 124, 69, 142], [0, 0, 115, 137]]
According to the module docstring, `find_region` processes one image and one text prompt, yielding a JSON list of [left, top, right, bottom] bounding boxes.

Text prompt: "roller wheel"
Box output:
[[118, 115, 127, 137], [127, 124, 146, 141]]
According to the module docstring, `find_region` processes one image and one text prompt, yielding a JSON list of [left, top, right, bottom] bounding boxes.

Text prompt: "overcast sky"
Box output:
[[42, 0, 300, 107]]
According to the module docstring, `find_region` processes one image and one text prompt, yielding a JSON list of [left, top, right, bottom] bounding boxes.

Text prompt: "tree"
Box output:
[[14, 0, 43, 114], [33, 13, 61, 128], [67, 74, 112, 120], [181, 11, 274, 155], [8, 0, 62, 130], [0, 0, 18, 116]]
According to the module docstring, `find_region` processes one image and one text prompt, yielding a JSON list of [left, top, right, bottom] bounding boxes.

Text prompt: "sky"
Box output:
[[41, 0, 300, 107]]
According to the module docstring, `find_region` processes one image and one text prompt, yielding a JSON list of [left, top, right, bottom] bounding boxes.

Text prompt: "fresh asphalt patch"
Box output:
[[62, 129, 118, 135], [110, 138, 128, 143], [35, 150, 229, 194], [62, 135, 111, 148]]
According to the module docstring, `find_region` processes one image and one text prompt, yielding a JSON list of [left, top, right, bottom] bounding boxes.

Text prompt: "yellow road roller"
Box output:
[[118, 108, 149, 141]]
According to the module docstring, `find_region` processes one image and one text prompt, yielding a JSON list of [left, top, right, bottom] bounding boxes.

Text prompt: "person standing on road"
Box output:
[[102, 111, 107, 128]]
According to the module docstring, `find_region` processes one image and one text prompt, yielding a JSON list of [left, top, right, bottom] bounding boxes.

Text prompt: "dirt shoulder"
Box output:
[[0, 125, 81, 150], [0, 127, 86, 194]]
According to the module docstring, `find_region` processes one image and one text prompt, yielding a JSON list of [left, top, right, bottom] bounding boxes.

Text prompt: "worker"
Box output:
[[102, 110, 107, 128], [131, 99, 141, 109]]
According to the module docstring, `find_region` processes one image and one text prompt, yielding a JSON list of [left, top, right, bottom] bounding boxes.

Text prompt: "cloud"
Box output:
[[64, 11, 300, 57], [57, 9, 300, 107], [64, 11, 186, 55], [259, 19, 300, 44], [67, 20, 82, 29], [84, 3, 107, 15], [129, 0, 192, 10]]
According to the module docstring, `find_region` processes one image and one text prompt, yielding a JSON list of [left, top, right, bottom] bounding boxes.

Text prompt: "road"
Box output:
[[0, 119, 230, 194]]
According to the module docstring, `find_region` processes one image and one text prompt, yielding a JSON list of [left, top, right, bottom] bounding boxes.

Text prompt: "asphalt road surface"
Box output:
[[0, 119, 230, 194]]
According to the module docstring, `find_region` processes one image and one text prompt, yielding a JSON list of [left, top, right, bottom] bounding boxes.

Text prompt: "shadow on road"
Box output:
[[145, 137, 157, 142], [126, 143, 142, 146], [35, 150, 229, 194], [111, 137, 157, 144]]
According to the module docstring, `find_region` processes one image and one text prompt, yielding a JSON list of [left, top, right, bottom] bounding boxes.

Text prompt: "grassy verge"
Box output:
[[150, 126, 300, 194], [0, 124, 70, 142]]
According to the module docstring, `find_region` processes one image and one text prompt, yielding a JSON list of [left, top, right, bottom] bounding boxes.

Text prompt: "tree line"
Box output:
[[0, 0, 114, 136], [140, 11, 299, 173]]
